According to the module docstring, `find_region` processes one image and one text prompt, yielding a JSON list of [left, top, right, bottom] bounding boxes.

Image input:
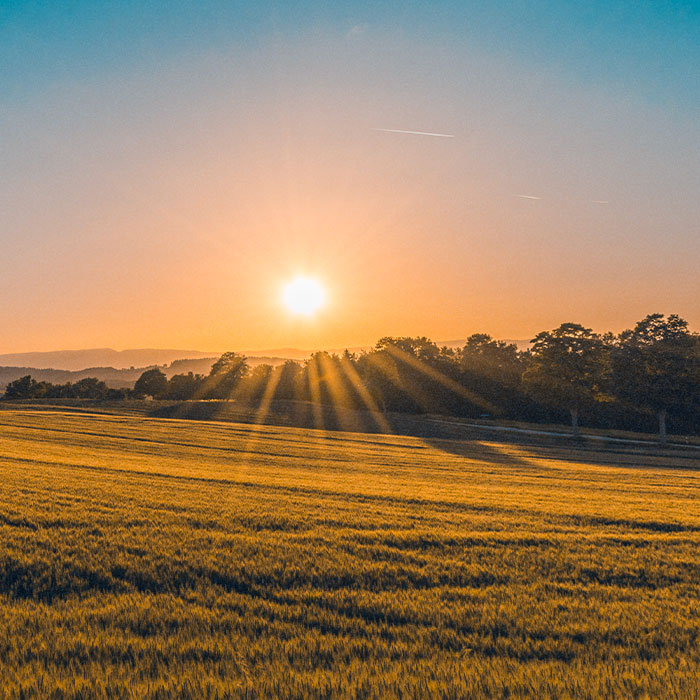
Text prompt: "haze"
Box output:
[[2, 1, 699, 353]]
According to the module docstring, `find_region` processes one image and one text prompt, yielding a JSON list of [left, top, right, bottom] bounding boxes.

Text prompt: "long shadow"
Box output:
[[149, 401, 700, 472], [423, 430, 700, 475], [420, 437, 540, 471]]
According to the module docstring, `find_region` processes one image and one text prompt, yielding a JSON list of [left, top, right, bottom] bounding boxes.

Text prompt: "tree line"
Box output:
[[2, 375, 129, 401], [4, 313, 700, 442]]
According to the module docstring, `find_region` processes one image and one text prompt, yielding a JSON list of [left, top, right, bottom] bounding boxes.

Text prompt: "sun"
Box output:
[[282, 276, 326, 315]]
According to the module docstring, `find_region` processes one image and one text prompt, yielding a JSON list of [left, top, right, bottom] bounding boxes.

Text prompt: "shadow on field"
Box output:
[[147, 400, 700, 472], [421, 438, 538, 471], [427, 434, 700, 475]]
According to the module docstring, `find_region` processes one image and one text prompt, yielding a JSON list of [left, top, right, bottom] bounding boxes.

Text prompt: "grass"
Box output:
[[1, 407, 700, 699]]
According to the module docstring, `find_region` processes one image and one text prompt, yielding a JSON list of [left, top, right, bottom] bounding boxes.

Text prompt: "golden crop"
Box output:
[[1, 408, 699, 699]]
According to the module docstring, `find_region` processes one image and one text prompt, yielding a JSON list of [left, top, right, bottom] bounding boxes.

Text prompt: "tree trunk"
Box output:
[[570, 407, 580, 438], [658, 408, 667, 446]]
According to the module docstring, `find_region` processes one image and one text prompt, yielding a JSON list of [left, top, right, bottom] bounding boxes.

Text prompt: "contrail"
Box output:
[[591, 200, 609, 204], [516, 194, 541, 200], [373, 128, 455, 138]]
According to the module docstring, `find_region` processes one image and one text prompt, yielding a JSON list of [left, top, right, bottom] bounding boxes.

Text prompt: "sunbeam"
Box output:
[[306, 354, 327, 435], [337, 355, 392, 433]]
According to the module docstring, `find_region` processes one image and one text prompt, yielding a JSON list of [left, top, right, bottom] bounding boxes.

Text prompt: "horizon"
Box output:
[[0, 313, 697, 358], [0, 337, 533, 371]]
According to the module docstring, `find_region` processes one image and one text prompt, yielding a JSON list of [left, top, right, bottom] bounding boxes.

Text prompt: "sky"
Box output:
[[2, 1, 699, 352]]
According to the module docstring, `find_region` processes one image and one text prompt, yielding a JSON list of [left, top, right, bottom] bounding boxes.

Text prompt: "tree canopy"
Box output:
[[134, 368, 168, 399], [611, 314, 700, 443]]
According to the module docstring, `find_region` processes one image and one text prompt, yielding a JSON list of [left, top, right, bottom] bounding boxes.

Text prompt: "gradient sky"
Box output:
[[2, 1, 699, 352]]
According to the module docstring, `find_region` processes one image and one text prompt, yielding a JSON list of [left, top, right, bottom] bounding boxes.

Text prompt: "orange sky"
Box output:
[[2, 28, 699, 353]]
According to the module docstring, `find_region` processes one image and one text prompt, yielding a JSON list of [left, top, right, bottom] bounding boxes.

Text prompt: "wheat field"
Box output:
[[1, 407, 700, 699]]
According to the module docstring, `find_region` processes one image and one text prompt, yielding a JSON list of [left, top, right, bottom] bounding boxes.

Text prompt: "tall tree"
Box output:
[[523, 323, 608, 437], [611, 314, 700, 445]]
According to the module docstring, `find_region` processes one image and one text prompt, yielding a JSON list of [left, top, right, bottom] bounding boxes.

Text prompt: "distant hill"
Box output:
[[0, 348, 216, 371], [0, 356, 291, 390], [0, 347, 323, 370]]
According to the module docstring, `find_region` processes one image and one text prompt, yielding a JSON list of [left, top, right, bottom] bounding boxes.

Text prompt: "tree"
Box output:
[[611, 314, 700, 445], [359, 341, 427, 413], [237, 364, 273, 402], [3, 375, 38, 399], [106, 387, 131, 400], [134, 368, 168, 399], [204, 352, 249, 399], [375, 336, 442, 363], [275, 360, 302, 400], [165, 372, 204, 400], [523, 323, 608, 437], [72, 377, 109, 399], [457, 334, 523, 385], [360, 337, 470, 415]]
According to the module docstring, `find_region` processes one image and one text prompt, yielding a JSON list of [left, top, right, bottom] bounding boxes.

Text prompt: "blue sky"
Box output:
[[3, 1, 700, 108]]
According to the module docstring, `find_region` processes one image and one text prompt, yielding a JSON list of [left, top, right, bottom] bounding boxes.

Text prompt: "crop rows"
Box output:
[[1, 409, 699, 698]]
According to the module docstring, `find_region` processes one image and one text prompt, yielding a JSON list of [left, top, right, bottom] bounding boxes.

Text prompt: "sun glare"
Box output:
[[282, 276, 326, 316]]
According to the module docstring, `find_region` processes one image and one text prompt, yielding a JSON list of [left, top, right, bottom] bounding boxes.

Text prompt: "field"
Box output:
[[1, 407, 700, 699]]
